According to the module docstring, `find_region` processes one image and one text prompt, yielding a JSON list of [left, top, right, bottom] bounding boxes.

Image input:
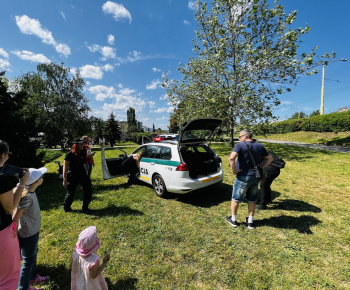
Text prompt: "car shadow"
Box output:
[[255, 215, 322, 234], [171, 182, 232, 207]]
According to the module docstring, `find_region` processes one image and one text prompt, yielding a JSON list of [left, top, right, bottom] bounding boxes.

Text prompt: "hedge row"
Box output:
[[266, 111, 350, 134]]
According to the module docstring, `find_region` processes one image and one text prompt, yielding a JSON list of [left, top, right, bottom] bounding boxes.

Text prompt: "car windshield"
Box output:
[[181, 129, 212, 141]]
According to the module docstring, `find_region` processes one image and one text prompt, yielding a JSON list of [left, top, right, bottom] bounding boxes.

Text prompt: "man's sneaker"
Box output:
[[225, 216, 238, 227], [29, 274, 50, 285], [245, 217, 254, 229]]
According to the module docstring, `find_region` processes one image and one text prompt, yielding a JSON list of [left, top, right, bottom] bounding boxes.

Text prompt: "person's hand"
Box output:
[[232, 169, 242, 175], [19, 169, 30, 186], [63, 180, 68, 188], [103, 253, 110, 264]]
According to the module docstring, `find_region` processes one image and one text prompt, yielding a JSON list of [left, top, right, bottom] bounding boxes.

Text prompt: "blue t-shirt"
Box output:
[[233, 141, 269, 176]]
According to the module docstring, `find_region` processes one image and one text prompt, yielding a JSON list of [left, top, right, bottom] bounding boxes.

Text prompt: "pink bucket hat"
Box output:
[[75, 226, 100, 256]]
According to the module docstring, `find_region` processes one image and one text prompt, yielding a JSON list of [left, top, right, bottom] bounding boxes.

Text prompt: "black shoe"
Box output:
[[245, 217, 254, 229], [82, 208, 94, 215], [64, 207, 72, 213], [257, 204, 268, 210], [225, 216, 238, 227]]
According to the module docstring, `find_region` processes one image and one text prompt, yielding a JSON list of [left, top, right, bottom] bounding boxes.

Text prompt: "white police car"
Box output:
[[101, 118, 224, 197]]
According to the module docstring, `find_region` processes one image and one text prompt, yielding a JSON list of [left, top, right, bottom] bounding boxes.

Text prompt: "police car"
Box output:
[[101, 118, 224, 197]]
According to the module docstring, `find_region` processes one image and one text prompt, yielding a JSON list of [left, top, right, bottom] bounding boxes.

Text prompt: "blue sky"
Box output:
[[1, 0, 349, 130]]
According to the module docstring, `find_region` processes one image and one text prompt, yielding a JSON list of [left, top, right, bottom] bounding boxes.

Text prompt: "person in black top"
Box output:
[[258, 152, 284, 210], [0, 140, 29, 289], [62, 138, 93, 214]]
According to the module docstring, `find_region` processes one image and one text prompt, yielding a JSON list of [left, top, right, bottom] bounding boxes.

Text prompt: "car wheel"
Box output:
[[152, 174, 168, 197]]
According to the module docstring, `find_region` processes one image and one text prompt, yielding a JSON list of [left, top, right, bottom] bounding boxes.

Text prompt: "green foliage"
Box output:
[[261, 111, 350, 134], [309, 109, 320, 117], [104, 113, 122, 146], [127, 107, 136, 127], [129, 131, 152, 144], [17, 63, 90, 147], [164, 0, 333, 146], [290, 111, 308, 119]]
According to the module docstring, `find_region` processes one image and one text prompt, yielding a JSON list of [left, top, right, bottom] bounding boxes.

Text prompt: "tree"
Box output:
[[104, 113, 122, 146], [163, 0, 333, 146], [17, 63, 90, 147], [127, 107, 137, 128], [310, 110, 320, 117], [169, 112, 180, 133], [0, 73, 39, 167], [152, 123, 156, 132], [290, 111, 307, 119]]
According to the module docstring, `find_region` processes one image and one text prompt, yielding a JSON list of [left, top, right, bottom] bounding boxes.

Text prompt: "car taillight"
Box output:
[[176, 163, 189, 171]]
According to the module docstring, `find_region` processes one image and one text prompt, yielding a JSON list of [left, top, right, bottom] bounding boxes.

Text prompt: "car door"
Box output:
[[137, 145, 160, 185], [101, 147, 129, 180]]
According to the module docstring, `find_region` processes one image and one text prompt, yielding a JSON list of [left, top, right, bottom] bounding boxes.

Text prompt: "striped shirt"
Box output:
[[17, 192, 41, 238]]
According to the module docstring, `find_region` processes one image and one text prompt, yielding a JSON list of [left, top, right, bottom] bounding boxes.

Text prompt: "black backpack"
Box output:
[[269, 152, 286, 169]]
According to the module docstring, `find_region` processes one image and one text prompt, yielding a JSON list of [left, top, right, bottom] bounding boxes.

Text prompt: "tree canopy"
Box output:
[[164, 0, 334, 145], [104, 113, 122, 146], [17, 63, 90, 146]]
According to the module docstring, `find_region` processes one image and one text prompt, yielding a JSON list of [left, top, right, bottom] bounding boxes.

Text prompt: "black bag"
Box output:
[[270, 153, 286, 169], [244, 142, 267, 180]]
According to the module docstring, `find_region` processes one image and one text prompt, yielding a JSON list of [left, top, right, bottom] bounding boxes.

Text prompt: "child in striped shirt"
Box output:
[[13, 167, 50, 290]]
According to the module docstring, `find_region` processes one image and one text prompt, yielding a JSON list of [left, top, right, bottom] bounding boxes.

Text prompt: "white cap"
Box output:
[[25, 167, 47, 185]]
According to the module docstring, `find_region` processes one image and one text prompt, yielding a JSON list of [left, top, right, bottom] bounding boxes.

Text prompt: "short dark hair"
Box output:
[[0, 140, 9, 154]]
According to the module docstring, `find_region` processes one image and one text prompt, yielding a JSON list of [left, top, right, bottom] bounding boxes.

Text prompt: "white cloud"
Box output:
[[86, 43, 116, 60], [0, 58, 10, 70], [11, 50, 51, 63], [107, 34, 115, 45], [280, 101, 293, 105], [148, 101, 156, 108], [146, 79, 162, 90], [15, 15, 71, 57], [70, 67, 77, 75], [88, 85, 116, 101], [188, 1, 196, 10], [103, 64, 114, 72], [102, 1, 132, 23], [152, 67, 161, 72], [183, 20, 190, 25], [0, 48, 9, 59], [80, 65, 103, 79], [60, 11, 66, 20], [101, 46, 116, 59], [160, 94, 168, 100], [152, 107, 167, 113], [167, 106, 175, 113]]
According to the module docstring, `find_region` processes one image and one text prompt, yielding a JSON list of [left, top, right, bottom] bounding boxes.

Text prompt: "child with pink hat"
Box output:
[[69, 226, 110, 290]]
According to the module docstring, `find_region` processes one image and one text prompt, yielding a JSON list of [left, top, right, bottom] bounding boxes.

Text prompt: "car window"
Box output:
[[160, 146, 172, 160], [143, 145, 160, 159]]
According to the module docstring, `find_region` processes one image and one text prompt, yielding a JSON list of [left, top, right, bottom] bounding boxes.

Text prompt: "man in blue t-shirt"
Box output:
[[226, 130, 273, 229]]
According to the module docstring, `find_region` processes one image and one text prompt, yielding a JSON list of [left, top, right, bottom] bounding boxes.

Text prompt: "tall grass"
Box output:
[[34, 143, 350, 289]]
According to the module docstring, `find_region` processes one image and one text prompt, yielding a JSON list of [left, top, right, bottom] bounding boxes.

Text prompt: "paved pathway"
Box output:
[[258, 139, 350, 154]]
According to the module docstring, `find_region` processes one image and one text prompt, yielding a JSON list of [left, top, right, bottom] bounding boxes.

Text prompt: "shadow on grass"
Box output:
[[87, 205, 143, 217], [256, 215, 322, 234], [106, 277, 138, 290], [36, 263, 71, 289], [319, 135, 350, 147], [269, 199, 322, 213], [172, 182, 232, 208], [37, 264, 139, 289]]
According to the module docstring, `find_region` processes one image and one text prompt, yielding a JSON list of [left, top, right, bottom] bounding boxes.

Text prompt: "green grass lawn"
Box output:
[[34, 143, 350, 289], [255, 131, 350, 147]]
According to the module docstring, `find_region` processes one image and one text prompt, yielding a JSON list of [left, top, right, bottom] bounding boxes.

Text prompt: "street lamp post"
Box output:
[[320, 58, 347, 115]]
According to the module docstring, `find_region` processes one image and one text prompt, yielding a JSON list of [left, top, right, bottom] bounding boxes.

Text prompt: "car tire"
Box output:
[[152, 174, 168, 197]]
